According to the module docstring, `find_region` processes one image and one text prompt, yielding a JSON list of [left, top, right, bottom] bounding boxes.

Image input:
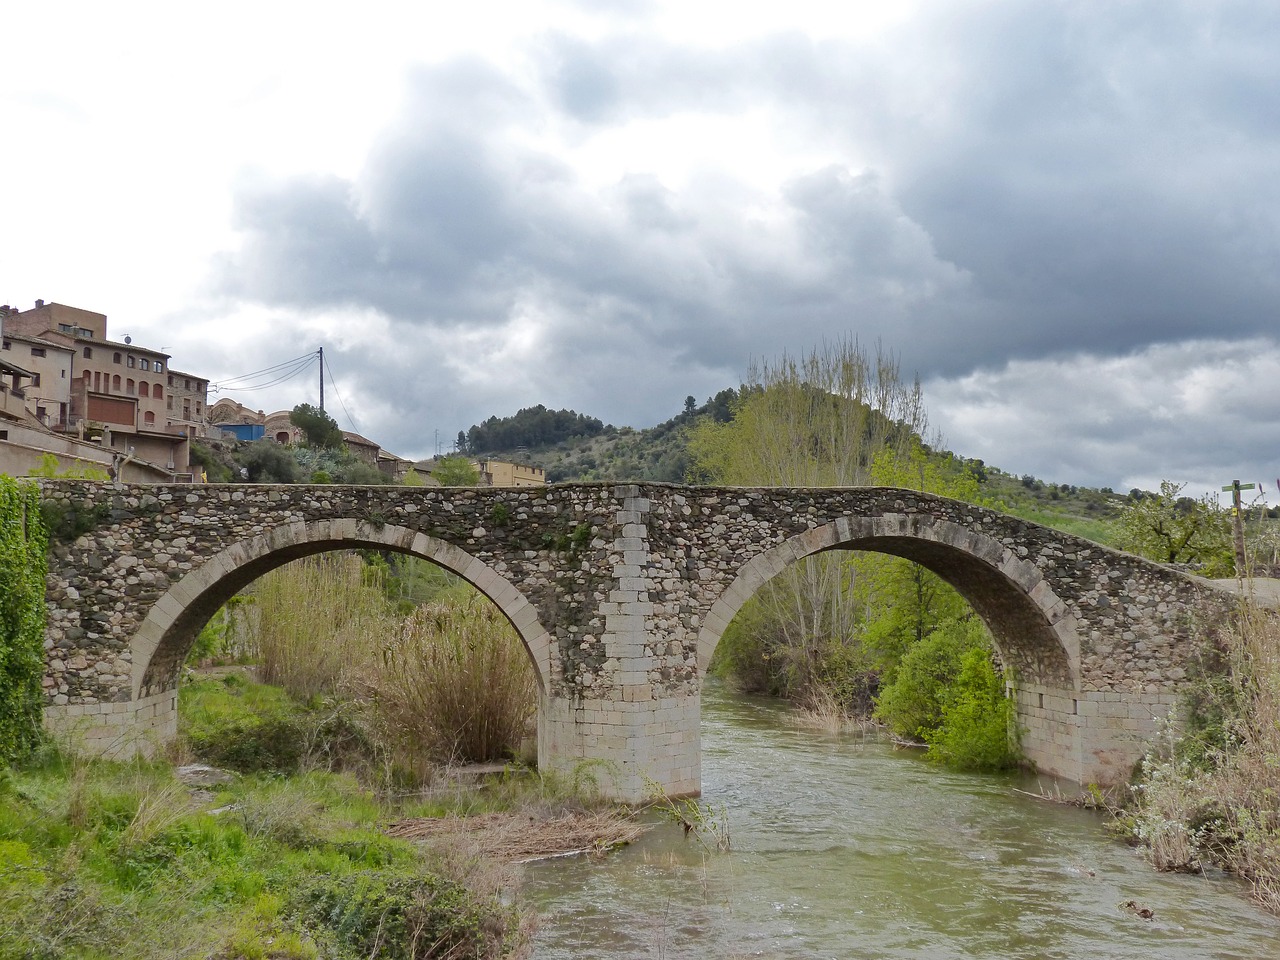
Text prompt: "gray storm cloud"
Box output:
[[212, 1, 1280, 488]]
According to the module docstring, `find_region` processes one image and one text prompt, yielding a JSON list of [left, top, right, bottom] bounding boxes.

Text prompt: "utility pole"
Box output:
[[1221, 479, 1255, 576], [318, 347, 324, 413]]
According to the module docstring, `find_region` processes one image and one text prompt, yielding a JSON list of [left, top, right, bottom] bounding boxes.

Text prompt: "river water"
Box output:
[[523, 685, 1280, 959]]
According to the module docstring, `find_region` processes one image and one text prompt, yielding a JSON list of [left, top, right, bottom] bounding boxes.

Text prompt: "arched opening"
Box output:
[[698, 516, 1079, 778], [131, 521, 551, 770], [139, 382, 150, 398]]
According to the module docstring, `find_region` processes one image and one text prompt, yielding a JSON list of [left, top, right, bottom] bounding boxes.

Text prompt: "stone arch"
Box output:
[[131, 519, 553, 699], [697, 514, 1079, 688]]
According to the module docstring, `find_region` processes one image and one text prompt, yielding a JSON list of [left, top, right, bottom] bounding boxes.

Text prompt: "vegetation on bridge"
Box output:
[[0, 475, 47, 766]]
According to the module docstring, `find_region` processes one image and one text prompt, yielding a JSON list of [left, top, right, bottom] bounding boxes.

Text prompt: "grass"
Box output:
[[0, 681, 545, 958]]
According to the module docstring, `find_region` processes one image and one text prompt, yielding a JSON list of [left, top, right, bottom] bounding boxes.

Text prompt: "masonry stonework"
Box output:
[[37, 480, 1231, 800]]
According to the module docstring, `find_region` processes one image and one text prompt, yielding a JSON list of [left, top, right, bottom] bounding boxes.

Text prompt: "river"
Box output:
[[523, 684, 1280, 958]]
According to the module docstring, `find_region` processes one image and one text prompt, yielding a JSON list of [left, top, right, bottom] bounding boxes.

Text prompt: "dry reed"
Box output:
[[387, 810, 650, 862], [1131, 600, 1280, 910], [371, 597, 538, 769], [251, 555, 395, 700]]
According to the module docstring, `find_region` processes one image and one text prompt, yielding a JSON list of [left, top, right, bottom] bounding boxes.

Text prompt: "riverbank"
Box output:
[[0, 674, 643, 959]]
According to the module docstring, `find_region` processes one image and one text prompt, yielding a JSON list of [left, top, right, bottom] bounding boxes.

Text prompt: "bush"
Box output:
[[875, 618, 1019, 770], [241, 441, 302, 484], [1126, 602, 1280, 910], [288, 869, 516, 960], [923, 646, 1019, 771]]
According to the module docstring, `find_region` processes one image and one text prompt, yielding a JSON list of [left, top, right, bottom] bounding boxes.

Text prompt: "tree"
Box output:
[[683, 395, 697, 415], [432, 455, 480, 486], [289, 403, 343, 449], [689, 339, 929, 704], [240, 440, 302, 483], [1116, 480, 1233, 575]]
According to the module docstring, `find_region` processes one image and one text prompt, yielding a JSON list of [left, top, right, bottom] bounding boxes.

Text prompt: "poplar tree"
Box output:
[[687, 339, 929, 703]]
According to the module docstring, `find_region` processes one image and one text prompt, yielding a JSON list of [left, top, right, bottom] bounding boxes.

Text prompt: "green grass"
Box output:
[[0, 675, 537, 958]]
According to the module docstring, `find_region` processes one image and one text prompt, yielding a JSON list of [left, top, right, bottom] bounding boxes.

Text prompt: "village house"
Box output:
[[0, 301, 199, 479]]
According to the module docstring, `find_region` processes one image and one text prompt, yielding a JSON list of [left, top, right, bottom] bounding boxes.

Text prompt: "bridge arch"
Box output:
[[130, 518, 553, 700], [698, 513, 1079, 682]]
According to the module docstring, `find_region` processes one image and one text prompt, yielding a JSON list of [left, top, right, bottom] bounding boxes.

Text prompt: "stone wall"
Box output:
[[37, 480, 1227, 797]]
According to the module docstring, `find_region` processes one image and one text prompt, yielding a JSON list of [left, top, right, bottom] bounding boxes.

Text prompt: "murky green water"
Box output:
[[524, 686, 1280, 958]]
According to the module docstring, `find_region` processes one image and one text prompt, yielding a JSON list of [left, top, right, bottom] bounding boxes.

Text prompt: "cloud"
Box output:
[[926, 339, 1280, 501], [207, 0, 1280, 492]]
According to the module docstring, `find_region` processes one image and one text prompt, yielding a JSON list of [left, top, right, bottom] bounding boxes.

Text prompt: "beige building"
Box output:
[[1, 301, 192, 478], [0, 330, 75, 428], [474, 459, 546, 487], [415, 456, 545, 487], [166, 369, 210, 437]]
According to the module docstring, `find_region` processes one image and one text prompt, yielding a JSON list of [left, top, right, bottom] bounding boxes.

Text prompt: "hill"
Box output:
[[458, 393, 1129, 546]]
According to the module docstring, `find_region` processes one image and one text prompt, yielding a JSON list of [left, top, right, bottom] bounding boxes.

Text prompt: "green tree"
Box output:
[[240, 440, 302, 483], [691, 339, 929, 705], [1116, 480, 1233, 575], [855, 441, 990, 676], [289, 403, 343, 449], [432, 455, 480, 486]]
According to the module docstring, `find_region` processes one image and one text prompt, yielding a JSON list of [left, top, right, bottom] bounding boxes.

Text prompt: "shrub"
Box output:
[[287, 869, 516, 960], [875, 617, 1019, 770], [923, 646, 1019, 771], [1126, 602, 1280, 910]]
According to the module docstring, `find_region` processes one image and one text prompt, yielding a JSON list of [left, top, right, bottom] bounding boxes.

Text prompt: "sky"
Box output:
[[4, 0, 1278, 503]]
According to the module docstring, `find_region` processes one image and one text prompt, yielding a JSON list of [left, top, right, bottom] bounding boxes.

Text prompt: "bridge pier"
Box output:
[[539, 690, 701, 803]]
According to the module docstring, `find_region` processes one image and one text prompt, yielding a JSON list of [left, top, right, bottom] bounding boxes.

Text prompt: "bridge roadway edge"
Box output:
[[36, 480, 1232, 801]]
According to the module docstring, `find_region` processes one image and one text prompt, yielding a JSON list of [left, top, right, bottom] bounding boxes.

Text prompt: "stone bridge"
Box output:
[[37, 480, 1228, 801]]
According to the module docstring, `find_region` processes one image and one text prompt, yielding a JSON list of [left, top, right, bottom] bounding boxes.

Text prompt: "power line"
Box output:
[[210, 352, 318, 393], [321, 350, 361, 435]]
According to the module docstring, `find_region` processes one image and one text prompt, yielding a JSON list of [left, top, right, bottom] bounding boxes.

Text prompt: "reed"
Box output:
[[251, 554, 395, 700], [371, 596, 538, 770]]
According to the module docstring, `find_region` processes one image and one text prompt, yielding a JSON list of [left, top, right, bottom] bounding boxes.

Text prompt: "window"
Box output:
[[155, 361, 163, 373], [140, 359, 151, 371], [31, 347, 46, 358], [167, 375, 174, 387], [144, 411, 155, 426], [58, 323, 73, 333], [139, 382, 150, 398], [32, 373, 41, 387], [127, 378, 135, 395], [1, 340, 8, 350], [76, 328, 92, 338], [167, 397, 173, 411], [154, 384, 163, 399], [61, 369, 66, 378], [83, 346, 92, 359], [184, 378, 191, 390], [195, 401, 202, 414], [127, 355, 135, 368], [113, 352, 122, 364], [112, 374, 121, 391], [94, 371, 101, 392]]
